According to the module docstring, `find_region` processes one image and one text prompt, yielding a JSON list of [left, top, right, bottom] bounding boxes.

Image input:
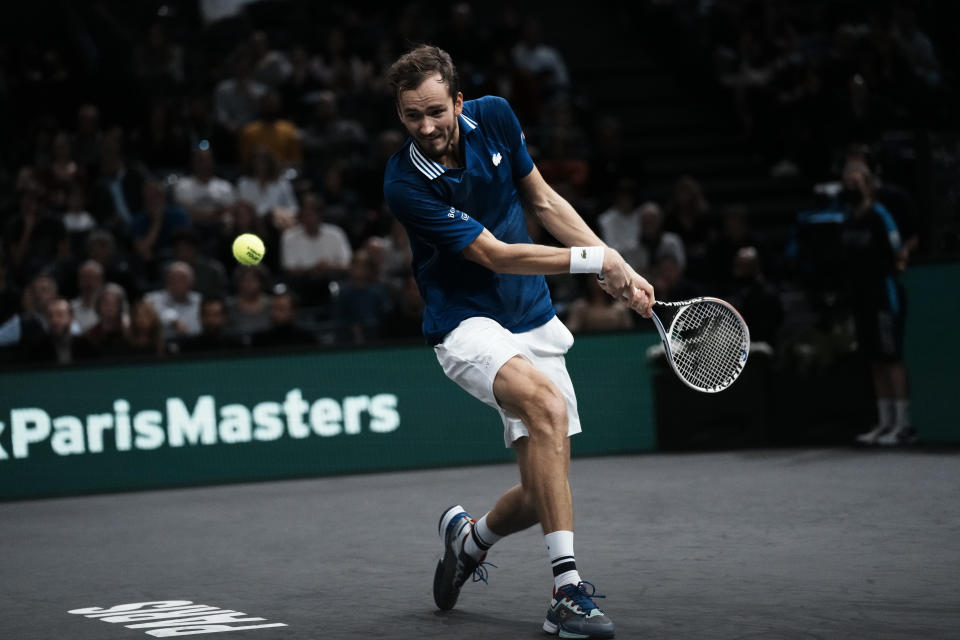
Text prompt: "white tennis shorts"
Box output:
[[434, 315, 582, 448]]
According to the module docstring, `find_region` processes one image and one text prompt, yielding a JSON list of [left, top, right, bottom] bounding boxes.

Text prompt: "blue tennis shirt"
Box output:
[[383, 96, 555, 344]]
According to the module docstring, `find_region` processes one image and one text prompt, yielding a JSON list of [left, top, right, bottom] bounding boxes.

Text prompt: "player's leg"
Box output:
[[493, 355, 615, 639]]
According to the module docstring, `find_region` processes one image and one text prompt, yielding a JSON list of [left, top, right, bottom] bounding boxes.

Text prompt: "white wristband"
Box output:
[[570, 246, 604, 274]]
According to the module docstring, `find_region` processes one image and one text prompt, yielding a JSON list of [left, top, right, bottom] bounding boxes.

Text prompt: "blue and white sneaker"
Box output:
[[543, 581, 615, 639], [432, 504, 492, 610]]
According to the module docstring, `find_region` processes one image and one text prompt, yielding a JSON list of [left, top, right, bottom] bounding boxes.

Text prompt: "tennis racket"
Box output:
[[648, 297, 750, 393]]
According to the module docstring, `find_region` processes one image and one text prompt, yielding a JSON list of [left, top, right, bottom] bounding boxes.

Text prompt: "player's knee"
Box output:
[[522, 382, 568, 440]]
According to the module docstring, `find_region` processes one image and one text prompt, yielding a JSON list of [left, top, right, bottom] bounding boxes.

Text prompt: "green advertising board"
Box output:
[[0, 332, 660, 500]]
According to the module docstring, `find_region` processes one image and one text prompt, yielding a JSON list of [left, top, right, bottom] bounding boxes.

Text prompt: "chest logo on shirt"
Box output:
[[491, 152, 502, 167]]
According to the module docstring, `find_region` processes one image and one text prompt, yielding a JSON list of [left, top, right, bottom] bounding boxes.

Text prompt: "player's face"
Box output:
[[397, 73, 463, 163]]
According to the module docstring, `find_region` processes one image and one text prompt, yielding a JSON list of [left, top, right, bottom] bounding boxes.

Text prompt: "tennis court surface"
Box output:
[[2, 448, 958, 639]]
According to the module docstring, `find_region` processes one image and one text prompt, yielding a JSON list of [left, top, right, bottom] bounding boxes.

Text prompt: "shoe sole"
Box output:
[[433, 504, 468, 611], [543, 618, 614, 639]]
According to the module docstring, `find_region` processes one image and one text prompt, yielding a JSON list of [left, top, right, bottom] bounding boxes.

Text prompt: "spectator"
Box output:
[[238, 90, 303, 168], [88, 133, 145, 231], [131, 100, 191, 170], [365, 218, 412, 296], [125, 298, 166, 357], [85, 283, 130, 357], [380, 274, 424, 341], [301, 90, 368, 167], [249, 30, 292, 89], [280, 193, 351, 304], [236, 146, 299, 224], [174, 145, 236, 227], [664, 175, 713, 277], [62, 182, 97, 247], [85, 229, 139, 301], [179, 296, 243, 353], [704, 205, 760, 288], [73, 104, 103, 173], [168, 228, 228, 298], [597, 179, 642, 253], [3, 184, 66, 281], [70, 259, 105, 333], [334, 249, 390, 344], [727, 247, 783, 347], [279, 46, 325, 126], [623, 201, 686, 276], [251, 287, 316, 347], [226, 265, 272, 340], [39, 131, 81, 202], [511, 16, 571, 102], [214, 50, 267, 136], [145, 261, 202, 340], [651, 254, 699, 303], [564, 276, 633, 334], [130, 178, 190, 266], [22, 298, 98, 364]]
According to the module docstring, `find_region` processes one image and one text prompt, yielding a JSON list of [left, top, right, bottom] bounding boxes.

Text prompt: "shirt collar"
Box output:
[[407, 112, 479, 181]]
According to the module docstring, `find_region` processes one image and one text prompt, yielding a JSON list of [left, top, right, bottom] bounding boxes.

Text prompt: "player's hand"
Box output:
[[598, 251, 654, 317]]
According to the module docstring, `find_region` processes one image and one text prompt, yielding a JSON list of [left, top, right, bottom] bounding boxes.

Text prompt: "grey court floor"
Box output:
[[2, 449, 959, 640]]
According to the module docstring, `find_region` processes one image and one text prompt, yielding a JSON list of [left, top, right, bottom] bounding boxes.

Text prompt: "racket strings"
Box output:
[[668, 302, 747, 390]]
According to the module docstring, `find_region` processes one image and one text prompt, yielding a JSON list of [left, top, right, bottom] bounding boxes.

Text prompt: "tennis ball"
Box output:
[[232, 233, 265, 265]]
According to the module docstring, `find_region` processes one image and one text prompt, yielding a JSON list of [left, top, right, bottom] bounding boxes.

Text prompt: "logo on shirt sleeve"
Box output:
[[448, 207, 456, 218], [492, 152, 502, 167]]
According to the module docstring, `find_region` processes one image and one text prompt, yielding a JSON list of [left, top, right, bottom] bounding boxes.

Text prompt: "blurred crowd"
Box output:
[[0, 0, 953, 368]]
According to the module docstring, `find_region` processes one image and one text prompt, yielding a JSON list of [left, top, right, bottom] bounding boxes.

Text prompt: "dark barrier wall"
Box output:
[[0, 332, 660, 500], [903, 263, 959, 445]]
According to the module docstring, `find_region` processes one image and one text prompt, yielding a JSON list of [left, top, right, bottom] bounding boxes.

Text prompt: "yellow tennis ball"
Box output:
[[232, 233, 265, 265]]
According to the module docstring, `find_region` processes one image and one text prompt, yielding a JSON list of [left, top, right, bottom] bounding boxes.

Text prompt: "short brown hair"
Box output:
[[387, 45, 459, 103]]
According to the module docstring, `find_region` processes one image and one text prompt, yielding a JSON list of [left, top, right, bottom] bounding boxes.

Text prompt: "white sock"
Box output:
[[545, 530, 581, 591], [893, 399, 911, 429], [463, 514, 502, 561], [877, 398, 894, 428]]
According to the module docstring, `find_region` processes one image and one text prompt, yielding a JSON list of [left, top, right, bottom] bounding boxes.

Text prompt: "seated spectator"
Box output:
[[17, 273, 61, 347], [301, 90, 368, 168], [664, 175, 714, 279], [174, 144, 236, 227], [130, 178, 190, 266], [85, 283, 130, 357], [705, 205, 762, 289], [226, 265, 272, 340], [380, 274, 424, 341], [511, 16, 571, 101], [364, 219, 412, 296], [623, 201, 686, 276], [145, 261, 202, 340], [3, 184, 66, 282], [125, 298, 167, 357], [280, 193, 351, 305], [21, 298, 98, 364], [70, 259, 105, 333], [334, 250, 390, 344], [564, 276, 633, 334], [651, 254, 700, 303], [169, 228, 228, 298], [87, 133, 145, 231], [178, 296, 244, 353], [62, 182, 97, 249], [236, 146, 299, 224], [727, 247, 783, 347], [238, 90, 303, 168], [214, 50, 267, 137], [597, 178, 642, 253], [251, 287, 316, 347], [0, 249, 20, 348], [85, 229, 139, 301]]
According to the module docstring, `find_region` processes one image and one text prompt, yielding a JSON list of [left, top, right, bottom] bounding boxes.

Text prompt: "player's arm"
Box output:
[[514, 165, 654, 315]]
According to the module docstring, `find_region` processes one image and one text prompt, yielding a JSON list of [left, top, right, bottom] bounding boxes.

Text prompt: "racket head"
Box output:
[[654, 297, 750, 393]]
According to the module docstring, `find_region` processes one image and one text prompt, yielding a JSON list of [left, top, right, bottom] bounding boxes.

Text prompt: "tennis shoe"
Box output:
[[855, 424, 892, 445], [543, 581, 615, 639], [876, 426, 917, 446], [432, 504, 492, 610]]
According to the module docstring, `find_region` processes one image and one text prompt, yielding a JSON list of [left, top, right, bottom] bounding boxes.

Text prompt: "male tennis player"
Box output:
[[383, 45, 654, 639]]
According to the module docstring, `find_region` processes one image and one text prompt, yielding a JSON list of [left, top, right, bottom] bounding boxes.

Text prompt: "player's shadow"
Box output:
[[432, 608, 541, 637]]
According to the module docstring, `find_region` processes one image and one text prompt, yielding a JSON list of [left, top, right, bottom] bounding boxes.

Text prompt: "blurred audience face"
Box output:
[[299, 197, 322, 235], [87, 230, 116, 265], [200, 299, 227, 333], [165, 262, 194, 300], [77, 260, 104, 298], [396, 72, 462, 163], [192, 148, 214, 179], [96, 285, 126, 327], [237, 268, 263, 299], [29, 275, 58, 313], [45, 298, 72, 337], [270, 293, 295, 326], [132, 300, 160, 334], [639, 202, 663, 239], [733, 246, 761, 281], [142, 180, 167, 212]]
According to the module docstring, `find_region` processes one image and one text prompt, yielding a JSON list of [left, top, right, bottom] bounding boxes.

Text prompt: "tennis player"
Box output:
[[383, 45, 654, 638]]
